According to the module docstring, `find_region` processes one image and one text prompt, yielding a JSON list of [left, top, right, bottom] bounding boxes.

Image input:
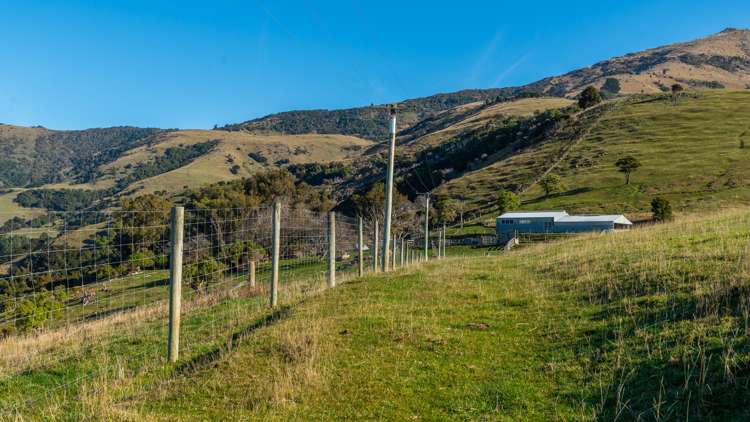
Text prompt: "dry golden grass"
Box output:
[[98, 130, 372, 196], [0, 189, 46, 224], [402, 97, 573, 154]]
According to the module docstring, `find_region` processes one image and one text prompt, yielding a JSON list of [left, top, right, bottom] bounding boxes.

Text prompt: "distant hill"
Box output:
[[525, 28, 750, 97], [3, 28, 750, 219], [0, 124, 163, 188], [219, 88, 518, 141], [220, 28, 750, 142]]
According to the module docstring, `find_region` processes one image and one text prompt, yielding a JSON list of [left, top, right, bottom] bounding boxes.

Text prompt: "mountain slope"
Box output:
[[219, 28, 750, 144], [107, 130, 372, 196], [438, 90, 750, 219], [526, 28, 750, 97], [220, 88, 518, 141], [0, 124, 163, 188]]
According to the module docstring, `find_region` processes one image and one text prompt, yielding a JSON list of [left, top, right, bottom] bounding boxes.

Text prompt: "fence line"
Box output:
[[0, 203, 451, 415]]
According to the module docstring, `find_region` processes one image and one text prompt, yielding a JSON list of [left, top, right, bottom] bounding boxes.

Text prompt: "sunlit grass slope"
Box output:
[[440, 90, 750, 218], [4, 208, 749, 420]]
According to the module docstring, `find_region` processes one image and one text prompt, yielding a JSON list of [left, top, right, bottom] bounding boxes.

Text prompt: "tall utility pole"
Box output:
[[423, 194, 430, 262], [381, 104, 397, 272]]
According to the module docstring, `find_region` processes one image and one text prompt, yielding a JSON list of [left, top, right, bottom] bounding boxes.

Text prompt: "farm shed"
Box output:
[[496, 211, 632, 241]]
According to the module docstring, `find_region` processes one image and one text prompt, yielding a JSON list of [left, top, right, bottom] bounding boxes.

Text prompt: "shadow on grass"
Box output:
[[523, 187, 593, 205], [560, 282, 750, 420], [174, 305, 295, 376]]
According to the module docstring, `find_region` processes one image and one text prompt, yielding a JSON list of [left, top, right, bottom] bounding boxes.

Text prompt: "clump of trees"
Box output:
[[539, 173, 563, 197], [14, 188, 109, 211], [670, 84, 684, 103], [651, 197, 673, 222], [287, 162, 352, 186], [578, 86, 602, 109], [614, 156, 642, 185], [601, 78, 621, 98], [497, 190, 520, 214], [351, 182, 417, 235]]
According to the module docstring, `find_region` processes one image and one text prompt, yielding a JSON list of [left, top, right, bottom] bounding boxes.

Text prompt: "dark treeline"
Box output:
[[12, 141, 218, 213]]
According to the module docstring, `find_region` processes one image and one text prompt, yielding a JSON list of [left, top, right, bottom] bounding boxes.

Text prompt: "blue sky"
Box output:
[[1, 0, 749, 130]]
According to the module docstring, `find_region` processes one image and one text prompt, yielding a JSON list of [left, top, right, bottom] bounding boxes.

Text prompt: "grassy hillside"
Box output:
[[0, 189, 46, 224], [104, 130, 372, 196], [221, 88, 517, 141], [399, 97, 573, 155], [439, 90, 750, 218], [4, 209, 750, 420], [0, 124, 162, 188], [525, 28, 750, 97]]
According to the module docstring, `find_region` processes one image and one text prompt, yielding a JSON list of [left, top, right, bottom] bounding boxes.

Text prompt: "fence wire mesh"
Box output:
[[0, 204, 420, 416]]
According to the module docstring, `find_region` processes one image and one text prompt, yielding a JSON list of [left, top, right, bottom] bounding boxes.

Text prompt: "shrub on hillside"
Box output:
[[578, 86, 602, 109], [184, 257, 226, 293], [651, 197, 673, 222], [497, 190, 520, 214]]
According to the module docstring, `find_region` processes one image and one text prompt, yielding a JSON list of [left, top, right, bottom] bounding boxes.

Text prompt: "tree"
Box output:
[[614, 156, 642, 184], [651, 197, 673, 222], [539, 174, 563, 197], [602, 78, 621, 95], [352, 182, 415, 235], [670, 84, 684, 103], [118, 194, 171, 256], [435, 199, 458, 223], [578, 86, 602, 109], [497, 190, 520, 214]]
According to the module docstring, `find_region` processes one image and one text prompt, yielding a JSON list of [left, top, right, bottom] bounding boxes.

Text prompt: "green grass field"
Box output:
[[440, 90, 750, 219], [3, 208, 750, 420]]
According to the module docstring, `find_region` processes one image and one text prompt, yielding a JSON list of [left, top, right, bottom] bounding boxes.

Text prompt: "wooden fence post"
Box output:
[[391, 236, 397, 270], [373, 219, 379, 273], [168, 206, 184, 363], [249, 260, 256, 288], [328, 211, 336, 288], [270, 201, 281, 307], [358, 216, 364, 277], [401, 238, 405, 268]]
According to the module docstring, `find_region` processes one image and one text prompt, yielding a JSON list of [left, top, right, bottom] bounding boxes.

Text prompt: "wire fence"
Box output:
[[0, 203, 445, 416]]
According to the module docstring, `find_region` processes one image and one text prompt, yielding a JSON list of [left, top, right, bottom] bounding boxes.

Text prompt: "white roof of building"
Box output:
[[557, 215, 632, 225], [498, 211, 632, 225], [498, 211, 569, 219]]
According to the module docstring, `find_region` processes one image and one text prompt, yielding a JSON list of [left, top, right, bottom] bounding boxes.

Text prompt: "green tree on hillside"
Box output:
[[539, 174, 563, 197], [497, 190, 520, 214], [614, 156, 642, 184], [602, 78, 621, 96], [352, 183, 415, 234], [651, 197, 673, 222], [578, 86, 602, 109], [671, 83, 684, 103], [435, 199, 458, 224]]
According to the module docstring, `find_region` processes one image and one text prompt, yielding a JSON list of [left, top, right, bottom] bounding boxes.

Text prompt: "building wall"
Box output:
[[553, 221, 615, 233], [496, 217, 556, 241], [496, 217, 617, 240]]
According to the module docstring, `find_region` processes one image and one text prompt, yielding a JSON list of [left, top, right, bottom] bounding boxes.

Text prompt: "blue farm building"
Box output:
[[496, 211, 632, 241]]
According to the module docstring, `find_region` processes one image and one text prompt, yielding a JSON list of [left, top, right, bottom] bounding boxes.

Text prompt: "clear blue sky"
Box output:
[[2, 0, 749, 130]]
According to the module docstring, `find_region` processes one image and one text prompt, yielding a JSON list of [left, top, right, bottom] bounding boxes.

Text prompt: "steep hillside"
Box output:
[[527, 28, 750, 97], [220, 29, 750, 145], [108, 130, 372, 196], [220, 88, 517, 141], [0, 124, 163, 188], [438, 90, 750, 218]]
